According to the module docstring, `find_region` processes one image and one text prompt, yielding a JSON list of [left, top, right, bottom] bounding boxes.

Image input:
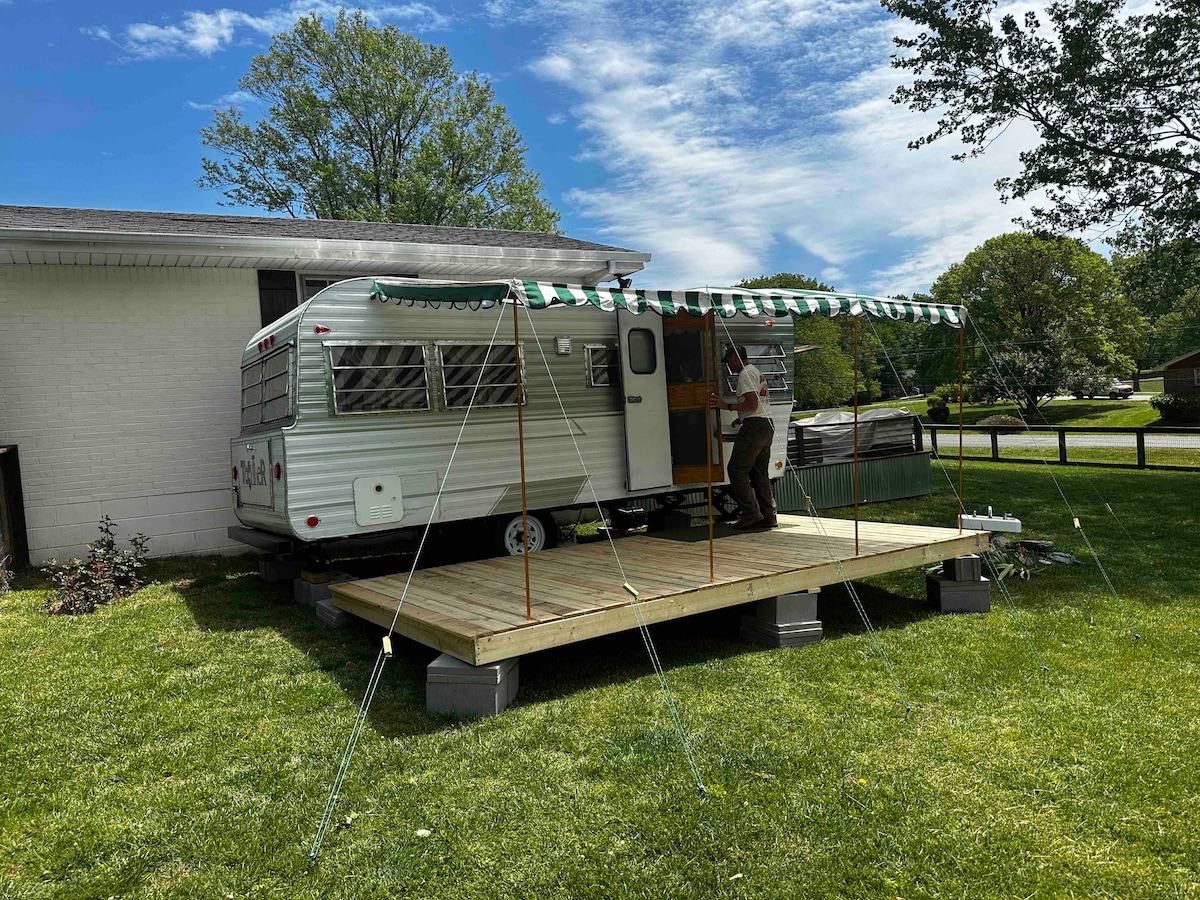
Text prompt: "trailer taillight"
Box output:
[[314, 325, 330, 335], [306, 516, 319, 528], [232, 466, 238, 480], [274, 463, 282, 481]]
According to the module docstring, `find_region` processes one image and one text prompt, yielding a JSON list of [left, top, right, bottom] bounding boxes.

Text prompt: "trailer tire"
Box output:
[[494, 512, 557, 556]]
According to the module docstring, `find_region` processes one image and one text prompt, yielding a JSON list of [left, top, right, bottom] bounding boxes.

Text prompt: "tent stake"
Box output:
[[853, 317, 860, 556], [513, 299, 532, 619]]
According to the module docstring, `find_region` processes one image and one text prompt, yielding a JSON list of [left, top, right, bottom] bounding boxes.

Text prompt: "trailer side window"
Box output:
[[585, 344, 619, 387], [439, 343, 522, 408], [724, 343, 790, 399], [241, 345, 294, 428], [329, 343, 429, 414]]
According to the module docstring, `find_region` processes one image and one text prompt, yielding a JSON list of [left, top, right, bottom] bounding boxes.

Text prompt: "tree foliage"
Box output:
[[199, 11, 559, 231], [930, 232, 1144, 417], [1112, 235, 1200, 365], [883, 0, 1200, 245]]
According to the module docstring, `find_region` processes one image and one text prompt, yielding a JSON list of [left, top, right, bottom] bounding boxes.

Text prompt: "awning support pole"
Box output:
[[514, 300, 532, 619], [705, 312, 715, 583], [958, 324, 965, 534], [853, 317, 860, 556]]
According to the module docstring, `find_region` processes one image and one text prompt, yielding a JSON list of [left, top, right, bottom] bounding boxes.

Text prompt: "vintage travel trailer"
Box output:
[[230, 277, 795, 556]]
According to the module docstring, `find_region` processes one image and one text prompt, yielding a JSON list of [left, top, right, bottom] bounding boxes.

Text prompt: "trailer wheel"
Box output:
[[495, 512, 557, 556]]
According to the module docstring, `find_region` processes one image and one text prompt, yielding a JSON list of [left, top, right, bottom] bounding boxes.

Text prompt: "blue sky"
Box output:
[[1, 0, 1059, 293]]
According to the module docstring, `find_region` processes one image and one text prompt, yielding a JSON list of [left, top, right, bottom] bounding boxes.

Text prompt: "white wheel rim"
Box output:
[[503, 515, 545, 555]]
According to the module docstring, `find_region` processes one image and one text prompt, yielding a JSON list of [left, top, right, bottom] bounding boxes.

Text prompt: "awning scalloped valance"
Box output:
[[368, 279, 965, 328]]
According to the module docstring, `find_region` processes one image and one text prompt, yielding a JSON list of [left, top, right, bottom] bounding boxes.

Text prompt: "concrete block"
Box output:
[[756, 589, 820, 625], [315, 598, 350, 627], [740, 615, 824, 648], [259, 558, 302, 584], [944, 555, 982, 582], [294, 574, 354, 607], [742, 589, 823, 648], [427, 653, 519, 717], [927, 574, 991, 613]]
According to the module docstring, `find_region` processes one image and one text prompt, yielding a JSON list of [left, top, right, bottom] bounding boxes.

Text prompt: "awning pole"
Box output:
[[958, 324, 965, 534], [513, 299, 532, 619], [705, 313, 715, 583], [853, 317, 860, 556]]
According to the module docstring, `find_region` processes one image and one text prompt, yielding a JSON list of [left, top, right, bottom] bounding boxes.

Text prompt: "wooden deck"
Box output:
[[330, 514, 990, 666]]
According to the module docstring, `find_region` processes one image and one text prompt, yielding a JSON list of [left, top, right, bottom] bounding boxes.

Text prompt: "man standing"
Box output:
[[709, 345, 777, 529]]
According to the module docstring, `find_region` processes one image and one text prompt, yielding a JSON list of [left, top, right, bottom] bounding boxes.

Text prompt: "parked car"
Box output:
[[1108, 378, 1134, 399]]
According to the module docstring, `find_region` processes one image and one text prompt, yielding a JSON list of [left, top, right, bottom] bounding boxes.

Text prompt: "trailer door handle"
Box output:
[[626, 395, 642, 404]]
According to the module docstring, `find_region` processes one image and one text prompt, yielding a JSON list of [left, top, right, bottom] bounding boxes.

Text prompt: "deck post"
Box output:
[[513, 298, 532, 620], [853, 318, 860, 555]]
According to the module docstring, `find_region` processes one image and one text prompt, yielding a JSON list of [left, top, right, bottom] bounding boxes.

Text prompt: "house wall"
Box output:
[[0, 265, 260, 563], [1164, 354, 1200, 395]]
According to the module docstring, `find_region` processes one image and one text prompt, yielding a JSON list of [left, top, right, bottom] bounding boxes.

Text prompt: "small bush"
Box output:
[[977, 414, 1027, 433], [1150, 392, 1200, 424], [42, 517, 150, 615]]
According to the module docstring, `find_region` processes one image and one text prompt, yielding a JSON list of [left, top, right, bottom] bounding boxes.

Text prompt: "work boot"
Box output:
[[734, 512, 764, 529], [760, 516, 778, 528]]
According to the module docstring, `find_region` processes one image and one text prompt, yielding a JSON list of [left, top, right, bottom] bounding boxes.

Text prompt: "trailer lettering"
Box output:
[[241, 458, 268, 489]]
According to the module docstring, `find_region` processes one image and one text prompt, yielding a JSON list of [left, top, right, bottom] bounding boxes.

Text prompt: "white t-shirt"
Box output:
[[736, 363, 771, 419]]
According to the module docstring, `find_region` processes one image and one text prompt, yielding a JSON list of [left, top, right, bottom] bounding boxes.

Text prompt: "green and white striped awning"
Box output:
[[370, 279, 964, 328]]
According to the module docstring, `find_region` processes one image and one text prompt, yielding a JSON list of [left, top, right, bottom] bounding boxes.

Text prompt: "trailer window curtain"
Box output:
[[241, 345, 294, 428], [329, 344, 429, 414], [438, 343, 522, 408]]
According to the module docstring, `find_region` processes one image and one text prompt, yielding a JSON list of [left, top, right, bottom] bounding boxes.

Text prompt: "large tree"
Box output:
[[883, 0, 1200, 247], [930, 232, 1145, 417], [198, 11, 559, 231], [1112, 235, 1200, 365]]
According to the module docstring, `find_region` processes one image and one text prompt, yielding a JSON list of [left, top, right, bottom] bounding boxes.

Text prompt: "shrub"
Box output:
[[977, 414, 1027, 433], [42, 517, 150, 615], [1150, 392, 1200, 424]]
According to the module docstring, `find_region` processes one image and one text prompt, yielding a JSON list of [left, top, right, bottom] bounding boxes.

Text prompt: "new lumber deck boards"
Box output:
[[330, 515, 991, 665]]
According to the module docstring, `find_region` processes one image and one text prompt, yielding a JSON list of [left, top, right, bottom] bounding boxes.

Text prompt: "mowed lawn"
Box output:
[[2, 463, 1198, 899]]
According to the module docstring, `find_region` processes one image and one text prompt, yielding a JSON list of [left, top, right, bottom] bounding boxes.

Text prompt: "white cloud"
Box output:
[[85, 2, 448, 60], [522, 0, 1057, 293], [186, 89, 260, 111]]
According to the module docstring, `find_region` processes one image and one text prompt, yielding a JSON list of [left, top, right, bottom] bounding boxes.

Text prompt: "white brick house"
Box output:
[[0, 206, 649, 564]]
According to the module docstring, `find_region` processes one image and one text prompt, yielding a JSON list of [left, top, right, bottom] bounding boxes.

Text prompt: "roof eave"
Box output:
[[0, 227, 651, 277]]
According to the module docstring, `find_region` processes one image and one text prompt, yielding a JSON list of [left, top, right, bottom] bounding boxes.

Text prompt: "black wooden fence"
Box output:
[[922, 425, 1200, 471]]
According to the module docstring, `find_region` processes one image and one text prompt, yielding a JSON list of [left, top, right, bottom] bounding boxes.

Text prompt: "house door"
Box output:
[[0, 446, 27, 569], [662, 314, 724, 485], [617, 311, 673, 490]]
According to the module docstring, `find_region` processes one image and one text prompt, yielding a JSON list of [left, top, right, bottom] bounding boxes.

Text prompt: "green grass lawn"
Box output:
[[809, 398, 1162, 428], [3, 463, 1199, 899]]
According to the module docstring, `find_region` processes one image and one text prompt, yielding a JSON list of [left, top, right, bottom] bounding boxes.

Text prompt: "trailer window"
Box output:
[[627, 329, 657, 374], [439, 343, 522, 408], [724, 343, 790, 399], [585, 344, 619, 387], [329, 343, 429, 414], [241, 345, 294, 428]]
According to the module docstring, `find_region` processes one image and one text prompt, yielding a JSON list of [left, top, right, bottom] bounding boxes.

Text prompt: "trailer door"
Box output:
[[617, 310, 672, 490]]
